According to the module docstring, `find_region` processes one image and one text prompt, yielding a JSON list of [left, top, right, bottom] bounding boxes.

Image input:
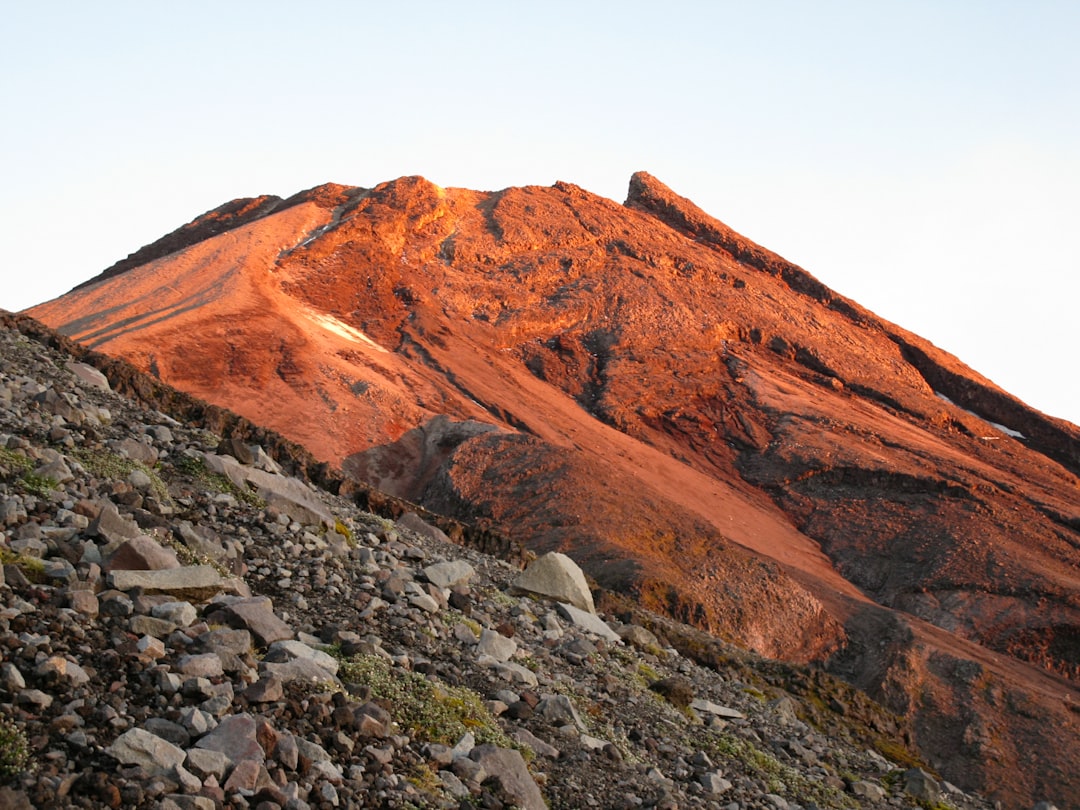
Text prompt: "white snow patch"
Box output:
[[934, 392, 1025, 439], [988, 421, 1025, 439], [307, 311, 388, 353]]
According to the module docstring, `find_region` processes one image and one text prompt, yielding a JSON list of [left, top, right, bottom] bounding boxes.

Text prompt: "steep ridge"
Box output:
[[27, 173, 1080, 805]]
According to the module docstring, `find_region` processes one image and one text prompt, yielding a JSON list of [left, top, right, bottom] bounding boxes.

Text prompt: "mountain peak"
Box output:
[[26, 173, 1080, 805]]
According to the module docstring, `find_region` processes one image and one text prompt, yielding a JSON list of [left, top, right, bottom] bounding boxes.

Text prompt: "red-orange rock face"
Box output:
[[30, 172, 1080, 807]]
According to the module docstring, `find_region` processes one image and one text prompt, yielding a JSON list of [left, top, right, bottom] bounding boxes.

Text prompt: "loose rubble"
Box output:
[[0, 318, 1019, 808]]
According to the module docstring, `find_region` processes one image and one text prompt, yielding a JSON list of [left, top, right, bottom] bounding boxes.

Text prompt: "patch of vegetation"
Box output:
[[708, 731, 855, 808], [72, 448, 171, 502], [0, 717, 30, 783], [0, 447, 32, 478], [0, 548, 47, 583], [332, 519, 356, 547], [173, 453, 265, 507], [339, 654, 518, 751]]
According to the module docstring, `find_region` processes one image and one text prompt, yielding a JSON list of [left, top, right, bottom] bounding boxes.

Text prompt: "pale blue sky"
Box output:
[[3, 1, 1078, 425]]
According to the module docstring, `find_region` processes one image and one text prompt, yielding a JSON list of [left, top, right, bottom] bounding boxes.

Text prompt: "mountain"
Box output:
[[27, 172, 1080, 806]]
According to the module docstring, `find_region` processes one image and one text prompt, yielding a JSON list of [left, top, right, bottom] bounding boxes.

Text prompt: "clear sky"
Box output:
[[3, 1, 1078, 426]]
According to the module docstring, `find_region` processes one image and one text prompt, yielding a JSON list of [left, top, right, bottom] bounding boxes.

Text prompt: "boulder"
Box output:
[[107, 565, 224, 600], [422, 559, 476, 589], [65, 361, 111, 391], [103, 535, 181, 572], [469, 745, 546, 810], [555, 602, 620, 641], [214, 596, 293, 647], [107, 728, 185, 774], [397, 512, 452, 545], [195, 713, 264, 763], [511, 552, 595, 614]]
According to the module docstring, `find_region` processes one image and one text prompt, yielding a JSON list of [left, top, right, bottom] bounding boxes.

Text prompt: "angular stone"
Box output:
[[690, 698, 745, 719], [477, 628, 518, 662], [243, 675, 284, 703], [68, 590, 99, 617], [178, 653, 224, 678], [151, 600, 198, 627], [223, 759, 275, 793], [555, 602, 620, 641], [103, 535, 181, 572], [129, 615, 177, 638], [88, 502, 141, 544], [66, 361, 111, 392], [35, 656, 90, 687], [510, 727, 560, 759], [136, 635, 166, 658], [422, 560, 475, 589], [354, 701, 392, 738], [617, 623, 659, 649], [266, 639, 340, 676], [195, 713, 264, 763], [535, 695, 584, 729], [216, 596, 293, 647], [261, 657, 340, 687], [107, 565, 224, 600], [185, 747, 232, 781], [904, 768, 941, 802], [396, 511, 452, 546], [143, 717, 191, 748], [852, 780, 887, 801], [107, 727, 185, 774], [470, 745, 546, 810], [700, 771, 733, 794], [511, 552, 595, 614]]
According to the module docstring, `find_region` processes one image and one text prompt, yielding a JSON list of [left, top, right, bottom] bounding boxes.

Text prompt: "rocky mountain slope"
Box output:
[[0, 311, 1015, 809], [24, 173, 1080, 806]]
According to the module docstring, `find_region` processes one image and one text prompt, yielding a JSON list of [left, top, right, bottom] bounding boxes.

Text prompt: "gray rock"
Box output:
[[107, 727, 186, 774], [904, 768, 941, 802], [151, 600, 198, 627], [510, 727, 560, 759], [103, 535, 181, 572], [107, 565, 224, 600], [690, 698, 745, 719], [177, 653, 225, 678], [852, 780, 887, 801], [477, 628, 517, 662], [470, 744, 546, 810], [396, 511, 452, 545], [555, 601, 620, 641], [88, 502, 142, 544], [35, 656, 90, 687], [216, 596, 294, 647], [699, 771, 733, 794], [261, 657, 340, 687], [266, 639, 340, 676], [422, 559, 475, 589], [65, 361, 111, 392], [195, 713, 264, 762], [511, 551, 595, 614], [535, 695, 585, 729]]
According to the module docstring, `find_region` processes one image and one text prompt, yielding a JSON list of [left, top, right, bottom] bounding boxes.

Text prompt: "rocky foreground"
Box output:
[[0, 313, 1040, 809]]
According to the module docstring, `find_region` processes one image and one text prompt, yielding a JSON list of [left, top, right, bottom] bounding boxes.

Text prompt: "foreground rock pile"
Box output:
[[0, 318, 1012, 809]]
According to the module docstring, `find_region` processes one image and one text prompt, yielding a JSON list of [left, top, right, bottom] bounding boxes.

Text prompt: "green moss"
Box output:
[[0, 448, 32, 478], [707, 731, 855, 809], [72, 448, 171, 503], [339, 654, 519, 751], [173, 454, 264, 507], [0, 718, 30, 783], [0, 549, 47, 583]]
